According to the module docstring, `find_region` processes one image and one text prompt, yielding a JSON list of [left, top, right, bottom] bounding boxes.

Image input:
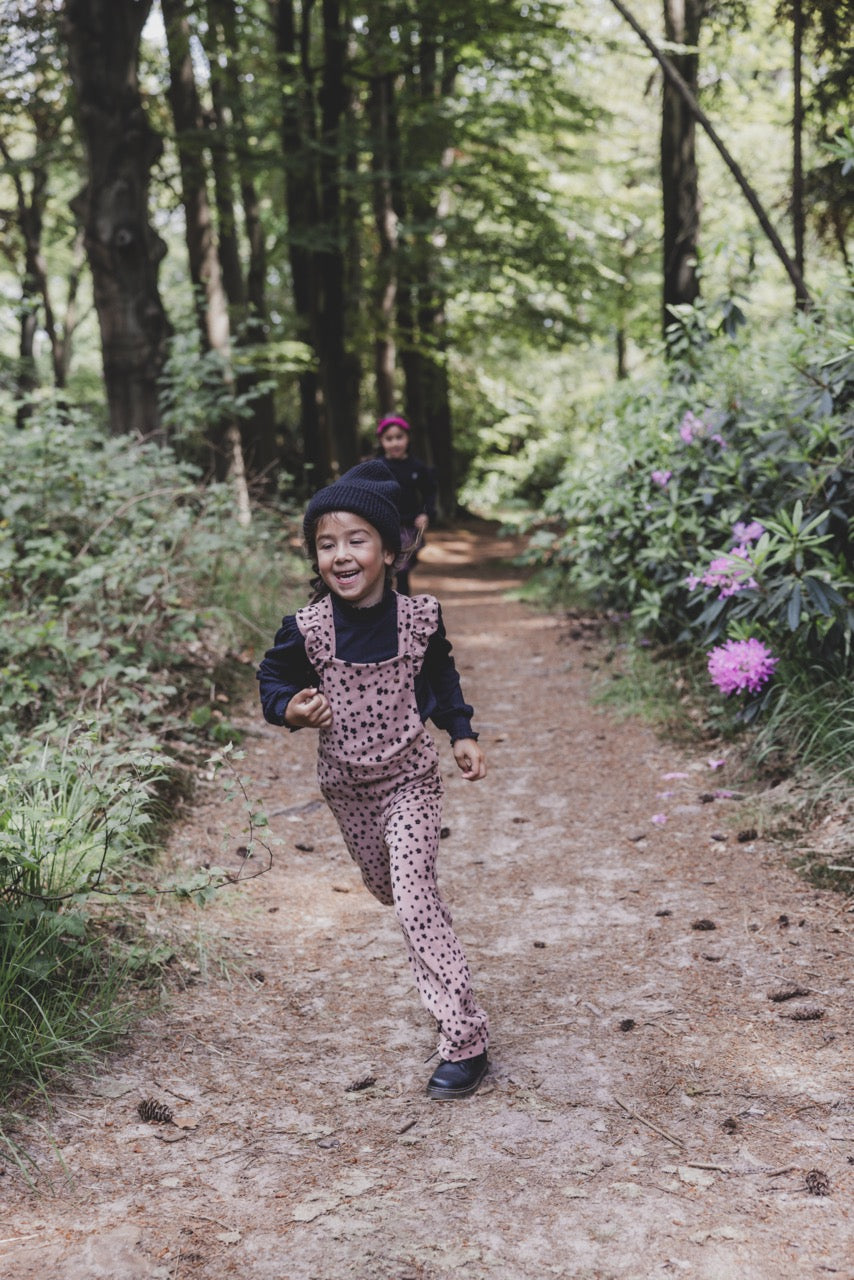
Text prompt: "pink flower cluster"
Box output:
[[679, 410, 704, 443], [707, 638, 778, 696], [651, 469, 672, 488], [678, 410, 727, 449], [732, 520, 765, 546], [686, 519, 765, 598], [686, 548, 758, 597]]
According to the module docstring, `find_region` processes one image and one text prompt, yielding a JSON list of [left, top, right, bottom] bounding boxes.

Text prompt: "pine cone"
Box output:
[[805, 1168, 831, 1196], [137, 1097, 174, 1124]]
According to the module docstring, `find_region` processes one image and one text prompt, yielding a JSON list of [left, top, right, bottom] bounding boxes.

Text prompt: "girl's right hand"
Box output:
[[285, 687, 332, 729]]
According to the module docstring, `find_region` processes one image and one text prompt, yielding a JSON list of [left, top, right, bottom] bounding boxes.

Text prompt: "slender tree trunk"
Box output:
[[274, 0, 329, 487], [205, 0, 279, 485], [661, 0, 702, 337], [317, 0, 359, 472], [342, 78, 364, 447], [367, 15, 399, 417], [162, 0, 251, 522], [62, 0, 169, 437], [55, 229, 87, 387], [398, 28, 456, 517], [0, 137, 46, 420], [792, 0, 809, 309]]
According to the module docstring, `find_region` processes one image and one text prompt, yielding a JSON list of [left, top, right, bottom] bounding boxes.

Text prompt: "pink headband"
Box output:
[[377, 415, 411, 435]]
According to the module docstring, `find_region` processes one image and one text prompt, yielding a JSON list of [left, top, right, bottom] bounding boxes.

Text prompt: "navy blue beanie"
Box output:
[[303, 459, 402, 553]]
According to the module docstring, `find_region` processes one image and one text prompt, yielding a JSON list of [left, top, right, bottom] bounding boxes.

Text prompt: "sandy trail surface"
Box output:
[[2, 525, 852, 1279]]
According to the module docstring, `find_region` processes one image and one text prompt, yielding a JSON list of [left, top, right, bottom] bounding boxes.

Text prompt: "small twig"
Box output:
[[185, 1214, 236, 1230], [583, 1001, 604, 1018], [527, 1020, 580, 1029], [397, 1118, 418, 1135], [153, 1079, 194, 1103], [613, 1096, 685, 1148], [684, 1161, 799, 1177]]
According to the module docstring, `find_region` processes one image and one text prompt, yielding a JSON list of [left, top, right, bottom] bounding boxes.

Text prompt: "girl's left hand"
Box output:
[[452, 738, 487, 781]]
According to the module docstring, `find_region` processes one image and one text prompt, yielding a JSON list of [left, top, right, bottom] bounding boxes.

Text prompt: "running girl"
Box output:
[[257, 459, 489, 1100]]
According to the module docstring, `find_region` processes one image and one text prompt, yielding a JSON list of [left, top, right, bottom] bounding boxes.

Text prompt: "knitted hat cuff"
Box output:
[[303, 459, 402, 552]]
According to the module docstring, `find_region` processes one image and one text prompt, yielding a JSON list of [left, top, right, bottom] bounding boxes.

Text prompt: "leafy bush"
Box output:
[[524, 295, 854, 719], [0, 403, 303, 1098]]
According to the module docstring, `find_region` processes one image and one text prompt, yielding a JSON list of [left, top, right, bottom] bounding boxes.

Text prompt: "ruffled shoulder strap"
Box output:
[[396, 592, 440, 671], [295, 595, 335, 667]]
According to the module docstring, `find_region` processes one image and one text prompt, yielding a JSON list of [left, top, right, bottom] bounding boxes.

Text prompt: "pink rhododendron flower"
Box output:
[[679, 410, 705, 444], [688, 548, 758, 598], [711, 433, 728, 449], [651, 813, 668, 825], [707, 638, 778, 696], [732, 520, 765, 546], [662, 772, 689, 780], [651, 470, 672, 488], [707, 757, 727, 770]]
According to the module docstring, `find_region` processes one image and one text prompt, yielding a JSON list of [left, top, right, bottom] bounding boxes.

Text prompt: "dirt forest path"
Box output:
[[3, 525, 853, 1280]]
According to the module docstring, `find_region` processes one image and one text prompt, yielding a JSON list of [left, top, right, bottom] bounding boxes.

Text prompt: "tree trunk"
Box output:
[[791, 0, 809, 309], [162, 0, 251, 522], [314, 0, 359, 473], [367, 28, 399, 416], [205, 0, 279, 485], [661, 0, 702, 337], [274, 0, 329, 487], [398, 27, 456, 518], [0, 136, 46, 421], [54, 228, 87, 388], [62, 0, 169, 437]]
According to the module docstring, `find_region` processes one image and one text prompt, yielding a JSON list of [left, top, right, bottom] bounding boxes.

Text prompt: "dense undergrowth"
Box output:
[[0, 404, 303, 1112], [512, 293, 854, 880]]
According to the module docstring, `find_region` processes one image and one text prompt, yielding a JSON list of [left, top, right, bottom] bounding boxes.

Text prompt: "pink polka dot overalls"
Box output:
[[295, 592, 489, 1063]]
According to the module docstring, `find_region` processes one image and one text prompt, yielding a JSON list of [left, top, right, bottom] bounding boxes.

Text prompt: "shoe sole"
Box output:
[[426, 1063, 488, 1101]]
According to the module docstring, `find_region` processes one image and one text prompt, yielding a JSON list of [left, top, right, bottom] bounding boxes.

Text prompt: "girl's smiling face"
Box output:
[[314, 511, 395, 607], [378, 424, 409, 460]]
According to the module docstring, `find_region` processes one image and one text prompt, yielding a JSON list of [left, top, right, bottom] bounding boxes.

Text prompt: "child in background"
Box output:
[[257, 459, 490, 1100], [375, 415, 437, 595]]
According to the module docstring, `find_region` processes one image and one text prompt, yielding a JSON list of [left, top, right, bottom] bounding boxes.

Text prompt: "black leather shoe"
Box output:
[[426, 1050, 488, 1100]]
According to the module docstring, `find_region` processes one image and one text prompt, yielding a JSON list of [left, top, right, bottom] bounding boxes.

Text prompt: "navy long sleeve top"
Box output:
[[257, 589, 476, 742]]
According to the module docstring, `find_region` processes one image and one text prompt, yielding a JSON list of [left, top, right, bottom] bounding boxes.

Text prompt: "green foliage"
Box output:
[[0, 402, 303, 1100], [0, 730, 161, 1095], [0, 401, 288, 738], [522, 293, 854, 722]]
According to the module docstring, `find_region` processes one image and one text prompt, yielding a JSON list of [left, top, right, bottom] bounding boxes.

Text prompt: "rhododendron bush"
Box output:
[[524, 299, 854, 717]]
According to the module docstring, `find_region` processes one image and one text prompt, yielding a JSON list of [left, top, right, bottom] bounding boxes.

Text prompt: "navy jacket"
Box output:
[[378, 454, 437, 526]]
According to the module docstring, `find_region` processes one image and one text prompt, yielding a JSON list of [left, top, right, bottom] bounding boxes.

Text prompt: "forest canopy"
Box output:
[[1, 0, 850, 513]]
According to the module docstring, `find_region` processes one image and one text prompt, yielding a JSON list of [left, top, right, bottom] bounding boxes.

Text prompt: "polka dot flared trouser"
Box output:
[[296, 593, 489, 1063]]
